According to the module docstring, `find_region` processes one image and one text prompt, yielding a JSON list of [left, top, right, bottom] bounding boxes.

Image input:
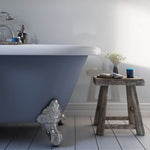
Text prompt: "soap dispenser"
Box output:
[[17, 25, 27, 44]]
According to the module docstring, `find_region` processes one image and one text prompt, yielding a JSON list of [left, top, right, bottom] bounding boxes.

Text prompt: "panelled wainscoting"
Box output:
[[64, 103, 150, 117], [1, 116, 150, 150]]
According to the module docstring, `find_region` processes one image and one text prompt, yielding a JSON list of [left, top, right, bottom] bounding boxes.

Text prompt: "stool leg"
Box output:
[[96, 86, 108, 136], [126, 86, 135, 125], [94, 86, 104, 125], [128, 85, 145, 136]]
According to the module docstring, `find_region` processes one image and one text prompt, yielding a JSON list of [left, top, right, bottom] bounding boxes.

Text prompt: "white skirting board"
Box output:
[[64, 102, 150, 117]]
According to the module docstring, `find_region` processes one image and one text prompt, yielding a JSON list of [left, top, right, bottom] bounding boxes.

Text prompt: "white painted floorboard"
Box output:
[[109, 120, 145, 150], [91, 118, 121, 150], [0, 125, 17, 150], [5, 126, 37, 150], [75, 117, 98, 150], [128, 118, 150, 150], [1, 117, 150, 150]]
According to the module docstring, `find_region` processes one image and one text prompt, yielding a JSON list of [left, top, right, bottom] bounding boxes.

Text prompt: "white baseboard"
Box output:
[[64, 102, 150, 117]]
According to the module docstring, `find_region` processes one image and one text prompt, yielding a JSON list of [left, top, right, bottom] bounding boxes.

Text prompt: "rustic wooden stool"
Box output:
[[93, 76, 145, 136]]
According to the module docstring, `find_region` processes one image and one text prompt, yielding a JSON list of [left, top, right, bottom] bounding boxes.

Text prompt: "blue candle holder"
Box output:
[[126, 68, 134, 78]]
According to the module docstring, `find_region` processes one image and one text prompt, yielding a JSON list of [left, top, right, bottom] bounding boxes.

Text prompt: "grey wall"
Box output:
[[0, 0, 150, 103]]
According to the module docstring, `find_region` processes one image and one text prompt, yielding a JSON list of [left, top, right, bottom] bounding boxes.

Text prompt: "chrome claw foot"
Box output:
[[50, 129, 63, 146], [58, 113, 65, 125], [44, 123, 63, 146], [37, 99, 63, 146]]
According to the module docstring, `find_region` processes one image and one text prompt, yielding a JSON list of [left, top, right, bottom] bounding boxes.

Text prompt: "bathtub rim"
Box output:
[[0, 44, 101, 56]]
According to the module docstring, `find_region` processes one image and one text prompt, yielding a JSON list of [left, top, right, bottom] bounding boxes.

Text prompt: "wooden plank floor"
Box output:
[[1, 117, 150, 150]]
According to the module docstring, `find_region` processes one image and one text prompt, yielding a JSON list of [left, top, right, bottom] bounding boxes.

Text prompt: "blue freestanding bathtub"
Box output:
[[0, 44, 100, 145]]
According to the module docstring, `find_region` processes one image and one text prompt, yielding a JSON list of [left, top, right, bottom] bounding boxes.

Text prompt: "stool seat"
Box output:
[[93, 76, 145, 86], [93, 76, 145, 136]]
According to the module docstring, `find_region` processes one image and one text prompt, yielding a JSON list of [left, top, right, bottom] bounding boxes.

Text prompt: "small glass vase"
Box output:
[[113, 65, 118, 73]]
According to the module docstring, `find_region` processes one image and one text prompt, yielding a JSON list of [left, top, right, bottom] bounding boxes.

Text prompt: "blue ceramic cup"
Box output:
[[126, 68, 134, 78], [12, 37, 19, 42]]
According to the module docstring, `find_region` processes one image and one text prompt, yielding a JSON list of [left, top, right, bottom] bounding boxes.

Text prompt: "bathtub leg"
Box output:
[[58, 113, 65, 125], [36, 99, 63, 146]]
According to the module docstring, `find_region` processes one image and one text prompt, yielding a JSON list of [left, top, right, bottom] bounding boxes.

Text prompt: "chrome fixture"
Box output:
[[0, 11, 14, 20], [17, 25, 27, 44], [0, 24, 14, 38]]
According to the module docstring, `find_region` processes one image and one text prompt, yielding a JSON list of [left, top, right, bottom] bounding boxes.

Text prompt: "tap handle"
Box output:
[[17, 25, 27, 44], [21, 25, 25, 33], [18, 25, 25, 33], [17, 30, 22, 37]]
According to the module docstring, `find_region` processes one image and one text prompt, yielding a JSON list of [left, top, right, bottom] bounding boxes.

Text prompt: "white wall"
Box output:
[[1, 0, 150, 103]]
